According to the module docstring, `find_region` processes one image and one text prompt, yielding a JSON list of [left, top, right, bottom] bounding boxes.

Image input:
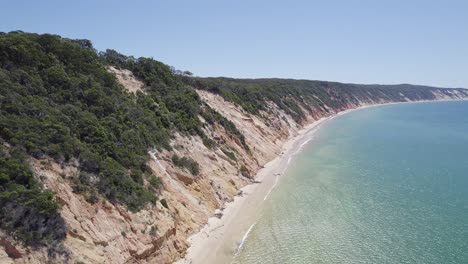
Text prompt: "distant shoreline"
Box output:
[[176, 98, 467, 264]]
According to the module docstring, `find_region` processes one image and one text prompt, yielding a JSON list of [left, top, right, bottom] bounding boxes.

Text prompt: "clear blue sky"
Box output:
[[2, 0, 467, 88]]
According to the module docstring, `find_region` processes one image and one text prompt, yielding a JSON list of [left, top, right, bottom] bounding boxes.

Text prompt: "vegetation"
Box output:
[[148, 174, 161, 189], [171, 154, 200, 176], [222, 148, 237, 161], [0, 147, 66, 245], [160, 198, 168, 209], [199, 106, 248, 149], [99, 49, 204, 136], [149, 225, 157, 237], [1, 31, 465, 248], [0, 32, 173, 214], [0, 32, 252, 246], [240, 165, 250, 178], [186, 77, 465, 123]]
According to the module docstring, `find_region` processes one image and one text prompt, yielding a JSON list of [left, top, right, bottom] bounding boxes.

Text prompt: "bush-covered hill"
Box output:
[[0, 31, 466, 249], [187, 77, 466, 122], [0, 32, 244, 245]]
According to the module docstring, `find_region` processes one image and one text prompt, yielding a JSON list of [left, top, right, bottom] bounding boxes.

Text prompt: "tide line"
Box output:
[[263, 172, 280, 201], [235, 223, 256, 257]]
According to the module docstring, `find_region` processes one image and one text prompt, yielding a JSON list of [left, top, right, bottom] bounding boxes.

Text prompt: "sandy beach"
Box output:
[[176, 106, 360, 264], [176, 101, 408, 264], [175, 99, 466, 264]]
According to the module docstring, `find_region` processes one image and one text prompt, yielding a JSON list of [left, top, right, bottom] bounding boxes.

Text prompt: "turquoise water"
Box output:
[[233, 101, 468, 264]]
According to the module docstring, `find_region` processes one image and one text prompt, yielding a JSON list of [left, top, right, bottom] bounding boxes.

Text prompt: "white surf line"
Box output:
[[298, 137, 312, 150], [263, 172, 280, 201], [263, 155, 289, 201], [294, 127, 318, 154], [263, 129, 319, 201], [283, 155, 293, 174], [234, 223, 256, 257]]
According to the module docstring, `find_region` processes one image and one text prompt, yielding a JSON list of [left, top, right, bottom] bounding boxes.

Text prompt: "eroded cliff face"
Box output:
[[1, 71, 467, 264]]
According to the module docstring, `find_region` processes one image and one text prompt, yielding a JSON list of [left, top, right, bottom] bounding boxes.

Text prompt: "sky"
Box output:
[[2, 0, 468, 88]]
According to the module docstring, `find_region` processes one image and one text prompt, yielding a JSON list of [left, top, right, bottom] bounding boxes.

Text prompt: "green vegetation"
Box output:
[[171, 154, 200, 176], [160, 198, 169, 209], [187, 77, 464, 123], [0, 147, 66, 245], [149, 225, 157, 237], [1, 31, 465, 248], [99, 49, 204, 136], [0, 32, 243, 245], [222, 148, 237, 161], [148, 174, 161, 189], [0, 32, 167, 213], [200, 106, 248, 149], [240, 165, 250, 178]]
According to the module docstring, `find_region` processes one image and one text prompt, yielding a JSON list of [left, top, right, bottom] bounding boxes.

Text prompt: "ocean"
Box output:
[[232, 101, 468, 264]]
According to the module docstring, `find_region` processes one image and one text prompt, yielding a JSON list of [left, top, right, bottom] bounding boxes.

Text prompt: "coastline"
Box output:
[[175, 99, 466, 264]]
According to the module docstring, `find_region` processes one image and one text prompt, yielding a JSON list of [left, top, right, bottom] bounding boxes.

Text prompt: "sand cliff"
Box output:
[[1, 69, 467, 264]]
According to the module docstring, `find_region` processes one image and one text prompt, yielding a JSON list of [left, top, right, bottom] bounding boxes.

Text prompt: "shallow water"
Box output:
[[232, 101, 468, 264]]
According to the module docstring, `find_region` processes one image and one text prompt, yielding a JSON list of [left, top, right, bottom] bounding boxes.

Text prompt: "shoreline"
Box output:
[[176, 99, 466, 264]]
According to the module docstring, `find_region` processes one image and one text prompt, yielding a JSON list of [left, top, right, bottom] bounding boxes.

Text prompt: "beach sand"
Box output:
[[175, 112, 337, 264], [175, 100, 459, 264]]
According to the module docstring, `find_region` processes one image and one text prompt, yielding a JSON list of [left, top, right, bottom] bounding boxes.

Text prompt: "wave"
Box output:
[[298, 137, 312, 150], [264, 173, 280, 201], [235, 223, 256, 256]]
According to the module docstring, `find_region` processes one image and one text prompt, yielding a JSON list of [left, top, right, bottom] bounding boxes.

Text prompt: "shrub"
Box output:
[[149, 175, 161, 189], [171, 154, 200, 176], [202, 136, 216, 149], [149, 225, 157, 237], [240, 165, 250, 178], [222, 148, 236, 161], [0, 154, 66, 245], [86, 190, 98, 204], [160, 198, 168, 209]]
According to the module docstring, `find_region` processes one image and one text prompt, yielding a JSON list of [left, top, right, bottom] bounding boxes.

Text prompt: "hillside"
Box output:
[[0, 32, 467, 263]]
